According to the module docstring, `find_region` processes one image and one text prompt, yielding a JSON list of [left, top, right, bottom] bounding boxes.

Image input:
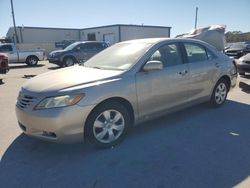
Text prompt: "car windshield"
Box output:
[[64, 42, 80, 51], [84, 42, 152, 71]]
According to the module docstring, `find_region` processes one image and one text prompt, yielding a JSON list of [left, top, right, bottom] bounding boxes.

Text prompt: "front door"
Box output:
[[136, 43, 190, 118]]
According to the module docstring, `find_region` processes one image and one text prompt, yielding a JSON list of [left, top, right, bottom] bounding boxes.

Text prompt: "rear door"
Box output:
[[135, 42, 190, 118], [182, 42, 220, 101]]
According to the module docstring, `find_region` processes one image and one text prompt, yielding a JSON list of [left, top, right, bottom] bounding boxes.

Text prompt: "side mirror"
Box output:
[[143, 61, 163, 72]]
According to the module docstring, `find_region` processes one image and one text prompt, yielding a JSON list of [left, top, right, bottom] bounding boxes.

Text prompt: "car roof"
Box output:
[[120, 38, 210, 46], [76, 41, 107, 44]]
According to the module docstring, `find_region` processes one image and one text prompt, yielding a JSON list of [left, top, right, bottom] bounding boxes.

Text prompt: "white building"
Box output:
[[6, 24, 171, 51]]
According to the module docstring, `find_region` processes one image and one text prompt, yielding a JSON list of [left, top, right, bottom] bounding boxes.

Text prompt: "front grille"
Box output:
[[17, 93, 37, 109]]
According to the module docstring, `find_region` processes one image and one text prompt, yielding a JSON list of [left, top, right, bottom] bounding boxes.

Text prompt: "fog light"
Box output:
[[42, 131, 56, 138]]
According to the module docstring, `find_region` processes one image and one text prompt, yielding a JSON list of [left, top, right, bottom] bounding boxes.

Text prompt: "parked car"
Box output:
[[0, 43, 46, 66], [0, 53, 9, 74], [16, 38, 237, 147], [225, 42, 250, 59], [48, 41, 109, 67], [236, 53, 250, 75], [0, 53, 9, 84]]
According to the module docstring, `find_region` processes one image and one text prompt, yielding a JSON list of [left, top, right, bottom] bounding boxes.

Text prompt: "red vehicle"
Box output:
[[0, 53, 9, 74]]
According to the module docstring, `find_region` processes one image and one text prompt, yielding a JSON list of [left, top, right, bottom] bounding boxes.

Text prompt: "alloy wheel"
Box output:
[[215, 82, 227, 104], [65, 58, 74, 66], [93, 110, 125, 144], [28, 57, 37, 65]]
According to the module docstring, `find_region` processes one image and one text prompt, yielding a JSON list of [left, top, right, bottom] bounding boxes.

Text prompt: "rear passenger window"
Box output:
[[207, 50, 217, 60], [149, 43, 183, 67], [184, 43, 208, 63], [85, 43, 106, 51]]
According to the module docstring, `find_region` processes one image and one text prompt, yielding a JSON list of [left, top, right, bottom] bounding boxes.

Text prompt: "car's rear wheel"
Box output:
[[85, 101, 130, 148], [26, 56, 38, 66], [210, 78, 229, 107]]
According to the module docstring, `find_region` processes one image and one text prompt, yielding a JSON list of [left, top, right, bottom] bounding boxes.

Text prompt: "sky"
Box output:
[[0, 0, 249, 38]]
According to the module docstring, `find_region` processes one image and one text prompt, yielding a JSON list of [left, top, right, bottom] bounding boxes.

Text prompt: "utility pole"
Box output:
[[10, 0, 19, 43], [194, 7, 198, 30]]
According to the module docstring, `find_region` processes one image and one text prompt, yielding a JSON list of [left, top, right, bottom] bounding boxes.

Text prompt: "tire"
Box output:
[[26, 56, 38, 66], [63, 57, 75, 67], [85, 101, 131, 148], [210, 78, 229, 107]]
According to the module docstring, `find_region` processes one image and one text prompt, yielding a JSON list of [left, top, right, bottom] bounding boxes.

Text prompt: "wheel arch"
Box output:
[[63, 55, 77, 63], [84, 97, 135, 133], [219, 75, 231, 90]]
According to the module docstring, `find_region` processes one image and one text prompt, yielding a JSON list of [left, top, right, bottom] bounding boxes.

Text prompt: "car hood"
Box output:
[[226, 47, 245, 51], [22, 66, 123, 94], [50, 50, 66, 54]]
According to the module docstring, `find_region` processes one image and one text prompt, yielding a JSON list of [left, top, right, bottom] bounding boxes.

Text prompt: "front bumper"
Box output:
[[15, 104, 95, 143], [47, 57, 62, 66]]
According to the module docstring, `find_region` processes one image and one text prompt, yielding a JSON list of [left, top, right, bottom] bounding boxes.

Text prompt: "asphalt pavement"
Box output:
[[0, 61, 250, 188]]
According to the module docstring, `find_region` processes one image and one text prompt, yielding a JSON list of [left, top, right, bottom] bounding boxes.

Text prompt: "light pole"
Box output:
[[194, 7, 198, 30], [10, 0, 19, 43]]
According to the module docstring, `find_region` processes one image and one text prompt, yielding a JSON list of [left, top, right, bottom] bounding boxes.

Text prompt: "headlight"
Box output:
[[51, 52, 60, 57], [35, 94, 84, 110]]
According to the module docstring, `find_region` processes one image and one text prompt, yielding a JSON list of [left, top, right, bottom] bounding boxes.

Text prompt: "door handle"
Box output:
[[179, 70, 188, 76]]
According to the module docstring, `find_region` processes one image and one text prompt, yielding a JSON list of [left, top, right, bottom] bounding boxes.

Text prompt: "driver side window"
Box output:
[[0, 45, 13, 52], [149, 43, 183, 67]]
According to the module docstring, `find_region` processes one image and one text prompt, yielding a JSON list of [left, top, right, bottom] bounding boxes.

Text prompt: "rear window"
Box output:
[[184, 43, 208, 63]]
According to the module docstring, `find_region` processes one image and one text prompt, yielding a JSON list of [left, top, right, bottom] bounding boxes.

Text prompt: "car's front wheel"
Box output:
[[210, 78, 229, 107], [85, 101, 131, 148], [63, 57, 75, 67]]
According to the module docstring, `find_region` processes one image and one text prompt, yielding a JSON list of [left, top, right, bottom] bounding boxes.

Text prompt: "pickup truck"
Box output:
[[0, 43, 46, 66]]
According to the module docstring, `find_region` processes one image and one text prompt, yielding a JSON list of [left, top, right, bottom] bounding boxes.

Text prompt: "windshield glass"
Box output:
[[84, 42, 152, 70], [64, 42, 80, 51]]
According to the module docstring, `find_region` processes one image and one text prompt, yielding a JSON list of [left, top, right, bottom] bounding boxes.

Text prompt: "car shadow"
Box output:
[[1, 100, 250, 188], [9, 64, 45, 69], [47, 66, 62, 70]]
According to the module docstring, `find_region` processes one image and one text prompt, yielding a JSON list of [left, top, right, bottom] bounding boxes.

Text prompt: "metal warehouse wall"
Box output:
[[6, 25, 171, 50], [80, 26, 120, 45], [7, 27, 80, 43], [120, 26, 170, 41]]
